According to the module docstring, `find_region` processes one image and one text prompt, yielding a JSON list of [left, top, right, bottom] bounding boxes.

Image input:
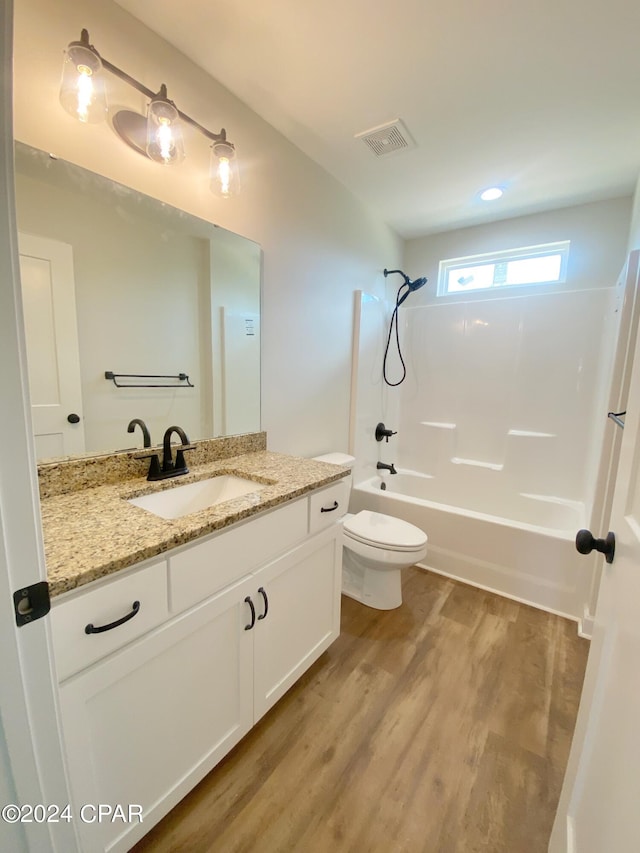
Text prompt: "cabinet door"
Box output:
[[252, 526, 342, 722], [58, 576, 254, 853]]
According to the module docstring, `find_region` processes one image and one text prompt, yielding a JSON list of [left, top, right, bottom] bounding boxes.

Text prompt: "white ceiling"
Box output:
[[116, 0, 640, 238]]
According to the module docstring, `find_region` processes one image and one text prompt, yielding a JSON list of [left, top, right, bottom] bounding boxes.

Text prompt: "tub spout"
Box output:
[[377, 461, 397, 475]]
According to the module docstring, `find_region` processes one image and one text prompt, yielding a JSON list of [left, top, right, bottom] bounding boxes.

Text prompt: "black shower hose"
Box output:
[[383, 283, 410, 386]]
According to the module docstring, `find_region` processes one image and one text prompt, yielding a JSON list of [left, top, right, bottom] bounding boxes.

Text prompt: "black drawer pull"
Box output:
[[258, 587, 269, 620], [244, 596, 256, 630], [320, 501, 339, 513], [85, 601, 140, 634]]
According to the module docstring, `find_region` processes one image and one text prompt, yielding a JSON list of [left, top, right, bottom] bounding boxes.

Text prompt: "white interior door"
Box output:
[[1, 8, 78, 848], [18, 232, 85, 458], [550, 278, 640, 850]]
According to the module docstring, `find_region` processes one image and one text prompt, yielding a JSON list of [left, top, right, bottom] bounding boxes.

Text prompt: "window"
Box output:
[[437, 241, 570, 297]]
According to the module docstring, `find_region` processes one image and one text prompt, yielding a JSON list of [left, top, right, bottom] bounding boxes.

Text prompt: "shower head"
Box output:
[[384, 268, 428, 305]]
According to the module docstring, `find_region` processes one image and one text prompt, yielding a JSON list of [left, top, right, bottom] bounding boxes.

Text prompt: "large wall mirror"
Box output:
[[13, 142, 261, 462]]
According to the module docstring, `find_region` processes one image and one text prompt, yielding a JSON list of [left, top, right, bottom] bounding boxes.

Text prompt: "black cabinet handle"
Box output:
[[85, 601, 140, 634], [320, 501, 339, 513], [258, 587, 269, 620], [244, 596, 256, 630]]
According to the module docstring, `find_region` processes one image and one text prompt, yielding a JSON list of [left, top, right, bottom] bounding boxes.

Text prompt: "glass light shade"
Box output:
[[145, 97, 185, 165], [59, 43, 107, 124], [210, 142, 240, 198]]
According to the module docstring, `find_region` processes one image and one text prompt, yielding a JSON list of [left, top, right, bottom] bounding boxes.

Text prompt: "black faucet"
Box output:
[[137, 425, 194, 481], [377, 461, 397, 475], [161, 426, 193, 477], [127, 418, 151, 448], [375, 422, 397, 443]]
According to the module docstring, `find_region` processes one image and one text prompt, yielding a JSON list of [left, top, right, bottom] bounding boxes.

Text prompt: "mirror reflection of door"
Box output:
[[18, 232, 85, 458]]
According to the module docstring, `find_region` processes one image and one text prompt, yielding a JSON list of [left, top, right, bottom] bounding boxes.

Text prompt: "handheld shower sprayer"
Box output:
[[382, 268, 428, 386]]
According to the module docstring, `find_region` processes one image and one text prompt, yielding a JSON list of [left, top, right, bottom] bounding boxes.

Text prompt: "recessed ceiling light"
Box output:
[[480, 187, 504, 201]]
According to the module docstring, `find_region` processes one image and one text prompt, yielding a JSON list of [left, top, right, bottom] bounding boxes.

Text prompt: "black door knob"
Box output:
[[575, 529, 616, 564], [67, 413, 81, 424]]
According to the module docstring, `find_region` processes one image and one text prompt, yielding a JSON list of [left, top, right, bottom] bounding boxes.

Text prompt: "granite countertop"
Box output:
[[42, 451, 348, 597]]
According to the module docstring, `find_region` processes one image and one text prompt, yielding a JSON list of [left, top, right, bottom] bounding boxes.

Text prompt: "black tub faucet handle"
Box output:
[[375, 422, 397, 443]]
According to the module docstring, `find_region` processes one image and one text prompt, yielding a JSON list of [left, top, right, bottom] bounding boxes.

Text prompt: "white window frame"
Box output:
[[437, 240, 570, 297]]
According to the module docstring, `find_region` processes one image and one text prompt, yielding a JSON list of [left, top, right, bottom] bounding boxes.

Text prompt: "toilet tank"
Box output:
[[312, 453, 355, 490]]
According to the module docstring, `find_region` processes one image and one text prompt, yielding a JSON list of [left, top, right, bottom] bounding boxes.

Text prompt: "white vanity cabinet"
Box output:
[[51, 485, 344, 853], [56, 574, 255, 853], [251, 525, 342, 721]]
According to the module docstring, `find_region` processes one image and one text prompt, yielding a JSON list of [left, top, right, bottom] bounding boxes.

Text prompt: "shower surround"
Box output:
[[397, 288, 614, 510], [351, 286, 617, 623]]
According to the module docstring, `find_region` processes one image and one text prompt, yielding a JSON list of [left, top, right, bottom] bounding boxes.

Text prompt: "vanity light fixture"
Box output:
[[59, 29, 239, 196]]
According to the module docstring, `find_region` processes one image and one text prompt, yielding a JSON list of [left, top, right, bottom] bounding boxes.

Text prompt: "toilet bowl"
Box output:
[[313, 453, 428, 610]]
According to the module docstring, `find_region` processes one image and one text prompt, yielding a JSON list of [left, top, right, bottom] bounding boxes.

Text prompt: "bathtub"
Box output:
[[349, 470, 590, 621]]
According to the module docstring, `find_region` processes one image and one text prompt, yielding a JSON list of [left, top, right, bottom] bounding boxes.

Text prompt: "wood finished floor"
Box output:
[[132, 568, 589, 853]]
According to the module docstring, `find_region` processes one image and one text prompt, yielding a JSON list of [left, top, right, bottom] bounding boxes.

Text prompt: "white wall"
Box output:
[[404, 196, 632, 301], [12, 0, 402, 458]]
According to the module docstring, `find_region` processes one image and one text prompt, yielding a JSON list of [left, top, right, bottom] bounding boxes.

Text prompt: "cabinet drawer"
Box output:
[[51, 559, 168, 681], [309, 479, 350, 535], [168, 498, 308, 613]]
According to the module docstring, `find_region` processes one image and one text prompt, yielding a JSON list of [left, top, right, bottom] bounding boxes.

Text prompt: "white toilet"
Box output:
[[313, 453, 428, 610]]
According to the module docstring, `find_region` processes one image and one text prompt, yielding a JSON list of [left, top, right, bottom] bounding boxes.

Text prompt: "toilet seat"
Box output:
[[343, 510, 427, 553]]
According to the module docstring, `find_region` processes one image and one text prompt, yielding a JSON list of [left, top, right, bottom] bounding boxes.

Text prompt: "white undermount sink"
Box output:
[[127, 475, 266, 520]]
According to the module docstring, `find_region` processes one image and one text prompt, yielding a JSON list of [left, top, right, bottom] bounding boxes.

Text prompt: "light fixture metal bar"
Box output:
[[100, 56, 156, 101], [78, 29, 229, 146], [176, 109, 227, 145]]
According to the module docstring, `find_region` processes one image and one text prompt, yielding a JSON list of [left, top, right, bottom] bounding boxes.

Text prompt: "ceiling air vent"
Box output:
[[355, 119, 415, 157]]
